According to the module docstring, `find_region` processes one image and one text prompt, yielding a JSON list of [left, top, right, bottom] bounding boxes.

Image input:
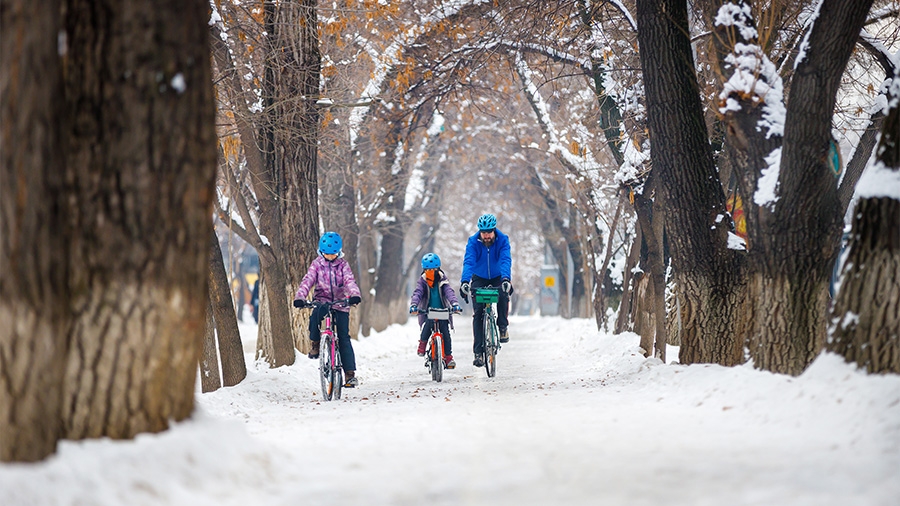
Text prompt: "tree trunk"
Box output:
[[628, 180, 669, 360], [209, 233, 247, 386], [372, 225, 406, 332], [594, 195, 625, 329], [358, 231, 378, 336], [60, 0, 217, 439], [636, 0, 745, 366], [827, 76, 900, 374], [0, 0, 70, 462], [245, 0, 322, 362], [615, 226, 641, 334], [633, 273, 655, 354], [369, 116, 410, 332], [255, 259, 296, 367], [827, 198, 900, 373], [272, 0, 323, 353], [200, 301, 222, 393], [749, 0, 874, 375], [748, 273, 831, 373], [565, 207, 589, 318]]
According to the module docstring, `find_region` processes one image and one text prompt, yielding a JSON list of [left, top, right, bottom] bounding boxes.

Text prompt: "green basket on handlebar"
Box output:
[[474, 287, 499, 304]]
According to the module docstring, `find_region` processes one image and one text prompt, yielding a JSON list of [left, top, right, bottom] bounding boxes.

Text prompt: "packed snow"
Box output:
[[2, 315, 899, 505]]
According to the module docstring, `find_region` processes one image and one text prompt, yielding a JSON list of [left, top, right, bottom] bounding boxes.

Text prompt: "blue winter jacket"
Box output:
[[460, 228, 512, 282]]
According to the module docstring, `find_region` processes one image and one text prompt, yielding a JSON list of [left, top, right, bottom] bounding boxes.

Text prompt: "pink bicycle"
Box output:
[[298, 298, 353, 400]]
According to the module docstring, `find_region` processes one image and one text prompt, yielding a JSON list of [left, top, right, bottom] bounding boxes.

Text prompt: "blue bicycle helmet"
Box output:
[[421, 253, 441, 270], [318, 232, 342, 255], [477, 213, 497, 231]]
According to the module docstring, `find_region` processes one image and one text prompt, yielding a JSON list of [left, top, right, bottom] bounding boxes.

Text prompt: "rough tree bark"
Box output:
[[59, 0, 217, 439], [827, 68, 900, 374], [200, 301, 222, 393], [208, 233, 247, 387], [748, 0, 874, 375], [615, 226, 642, 334], [209, 0, 321, 366], [268, 0, 323, 353], [636, 0, 746, 366], [0, 0, 70, 462]]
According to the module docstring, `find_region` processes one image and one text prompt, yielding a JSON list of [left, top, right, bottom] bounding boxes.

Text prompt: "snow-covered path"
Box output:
[[197, 315, 898, 506], [3, 315, 899, 506]]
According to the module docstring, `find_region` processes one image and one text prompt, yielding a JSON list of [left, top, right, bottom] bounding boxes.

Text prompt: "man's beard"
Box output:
[[482, 236, 495, 247]]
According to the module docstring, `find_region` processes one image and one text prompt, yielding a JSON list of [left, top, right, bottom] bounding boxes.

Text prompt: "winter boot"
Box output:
[[308, 340, 320, 359], [499, 328, 509, 343], [417, 339, 427, 357], [473, 354, 485, 367], [344, 370, 358, 388], [444, 355, 456, 369]]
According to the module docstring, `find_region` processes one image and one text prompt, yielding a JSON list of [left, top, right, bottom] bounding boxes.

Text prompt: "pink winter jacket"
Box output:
[[294, 255, 361, 313]]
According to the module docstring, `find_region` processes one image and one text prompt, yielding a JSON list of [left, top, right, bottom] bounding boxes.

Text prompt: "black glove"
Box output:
[[501, 279, 513, 295], [409, 304, 418, 314], [460, 282, 470, 303], [293, 299, 307, 308], [451, 304, 462, 314], [348, 295, 362, 306]]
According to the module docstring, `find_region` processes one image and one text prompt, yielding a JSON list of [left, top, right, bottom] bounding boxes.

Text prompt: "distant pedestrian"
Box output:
[[250, 278, 260, 323]]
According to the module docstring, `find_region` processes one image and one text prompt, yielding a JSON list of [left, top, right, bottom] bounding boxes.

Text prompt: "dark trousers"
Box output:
[[309, 306, 355, 372], [420, 320, 452, 356], [471, 275, 509, 354]]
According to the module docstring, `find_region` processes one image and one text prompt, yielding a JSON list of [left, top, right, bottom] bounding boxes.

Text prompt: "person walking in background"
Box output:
[[293, 232, 362, 387], [250, 277, 260, 323], [459, 213, 513, 367], [409, 253, 463, 369]]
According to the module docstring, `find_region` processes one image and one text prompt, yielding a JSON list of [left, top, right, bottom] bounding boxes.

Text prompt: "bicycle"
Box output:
[[473, 287, 500, 377], [416, 307, 461, 382], [298, 298, 354, 401]]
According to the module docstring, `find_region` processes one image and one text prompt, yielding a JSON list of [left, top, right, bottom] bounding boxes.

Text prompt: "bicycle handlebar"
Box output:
[[297, 298, 358, 310], [411, 308, 461, 317]]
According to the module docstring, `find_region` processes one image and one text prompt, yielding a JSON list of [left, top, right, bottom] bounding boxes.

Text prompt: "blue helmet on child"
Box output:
[[421, 253, 441, 270], [477, 213, 497, 231], [318, 232, 342, 255]]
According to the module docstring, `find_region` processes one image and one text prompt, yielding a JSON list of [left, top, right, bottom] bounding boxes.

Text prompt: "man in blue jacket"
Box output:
[[459, 213, 513, 367]]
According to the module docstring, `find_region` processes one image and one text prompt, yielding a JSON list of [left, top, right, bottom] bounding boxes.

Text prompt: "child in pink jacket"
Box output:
[[293, 232, 362, 387]]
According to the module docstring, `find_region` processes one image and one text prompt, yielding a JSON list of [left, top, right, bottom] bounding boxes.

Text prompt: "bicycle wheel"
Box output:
[[334, 342, 343, 400], [484, 312, 497, 378], [320, 335, 335, 400], [430, 332, 444, 382]]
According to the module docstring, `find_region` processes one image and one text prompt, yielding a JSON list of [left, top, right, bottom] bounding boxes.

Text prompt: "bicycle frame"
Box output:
[[308, 299, 351, 400], [422, 308, 450, 382], [474, 287, 500, 377]]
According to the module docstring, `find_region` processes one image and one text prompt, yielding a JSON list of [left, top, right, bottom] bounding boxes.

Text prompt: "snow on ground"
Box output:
[[2, 315, 899, 506]]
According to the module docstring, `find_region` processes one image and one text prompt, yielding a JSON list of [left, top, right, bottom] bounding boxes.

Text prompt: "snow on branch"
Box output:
[[348, 0, 491, 149], [715, 2, 785, 140], [605, 0, 637, 33], [514, 53, 601, 174]]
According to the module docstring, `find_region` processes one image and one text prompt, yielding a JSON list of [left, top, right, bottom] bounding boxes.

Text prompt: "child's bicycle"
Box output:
[[474, 287, 501, 378], [298, 298, 354, 401], [416, 307, 461, 382]]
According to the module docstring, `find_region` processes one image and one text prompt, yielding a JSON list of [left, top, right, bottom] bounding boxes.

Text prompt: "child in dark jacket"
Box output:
[[293, 232, 362, 387], [409, 253, 462, 369]]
